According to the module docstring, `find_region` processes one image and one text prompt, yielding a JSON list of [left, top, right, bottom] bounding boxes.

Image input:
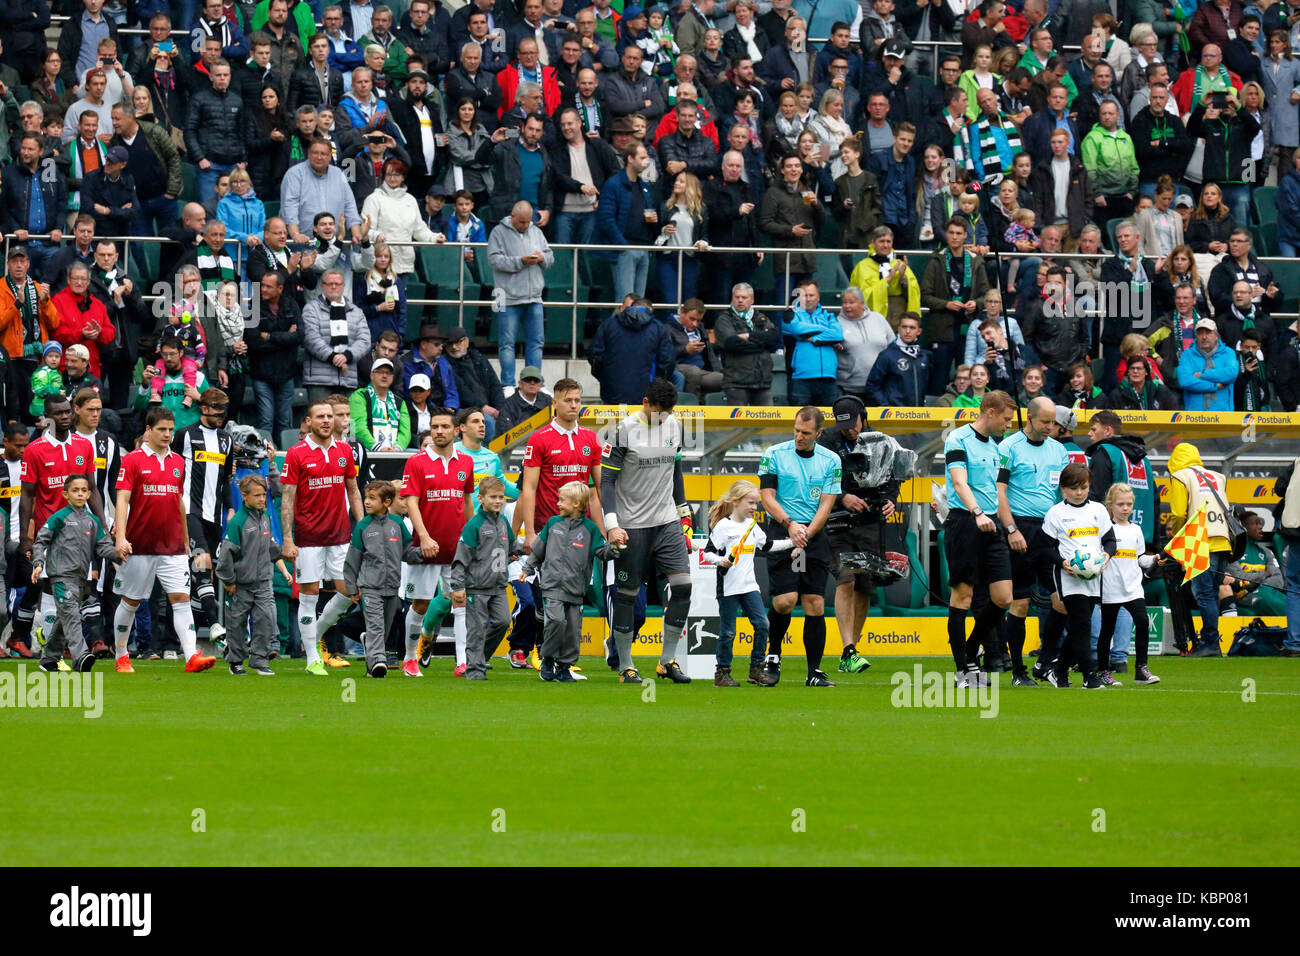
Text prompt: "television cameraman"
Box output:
[[817, 396, 916, 674]]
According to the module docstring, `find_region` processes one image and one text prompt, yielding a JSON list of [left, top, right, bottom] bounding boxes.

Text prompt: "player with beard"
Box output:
[[72, 387, 122, 658]]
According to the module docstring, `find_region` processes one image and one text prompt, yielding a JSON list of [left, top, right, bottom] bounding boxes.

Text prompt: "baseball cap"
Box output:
[[426, 184, 452, 199], [408, 373, 432, 391], [1053, 405, 1076, 432], [519, 365, 543, 382], [43, 340, 63, 356], [882, 38, 908, 58], [1195, 317, 1218, 332], [833, 395, 865, 425], [371, 357, 395, 372], [407, 68, 429, 82], [106, 145, 129, 164], [7, 245, 28, 260], [623, 4, 645, 19], [445, 326, 469, 342], [66, 344, 91, 361], [1175, 194, 1194, 209]]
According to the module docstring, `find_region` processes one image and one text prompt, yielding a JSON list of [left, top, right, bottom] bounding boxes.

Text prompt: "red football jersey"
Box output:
[[521, 423, 601, 530], [400, 448, 474, 564], [21, 433, 97, 530], [280, 438, 358, 547], [115, 448, 187, 555]]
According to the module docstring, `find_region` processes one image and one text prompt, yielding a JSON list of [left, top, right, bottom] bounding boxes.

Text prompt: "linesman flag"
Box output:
[[1165, 502, 1212, 585]]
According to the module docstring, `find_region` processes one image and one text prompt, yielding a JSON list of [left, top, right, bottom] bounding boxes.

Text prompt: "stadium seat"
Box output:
[[1250, 224, 1271, 257], [704, 391, 729, 405], [180, 162, 198, 203], [677, 391, 697, 405], [1270, 258, 1300, 304], [1252, 187, 1278, 226], [280, 428, 299, 450], [263, 200, 280, 219], [1105, 218, 1121, 252]]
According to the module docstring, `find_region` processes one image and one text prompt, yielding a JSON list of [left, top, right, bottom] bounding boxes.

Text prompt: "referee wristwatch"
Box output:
[[1005, 523, 1017, 534], [971, 507, 984, 517]]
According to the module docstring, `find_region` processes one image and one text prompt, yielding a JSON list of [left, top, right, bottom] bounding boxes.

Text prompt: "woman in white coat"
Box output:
[[1260, 30, 1300, 181], [358, 157, 445, 276]]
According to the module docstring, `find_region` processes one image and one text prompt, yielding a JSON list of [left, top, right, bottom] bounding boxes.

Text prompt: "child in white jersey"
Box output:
[[701, 480, 799, 688], [1098, 483, 1161, 686], [1042, 462, 1115, 689]]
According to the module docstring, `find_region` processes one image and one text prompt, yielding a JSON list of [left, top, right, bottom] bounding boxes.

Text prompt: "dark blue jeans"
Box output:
[[253, 378, 296, 438], [655, 251, 700, 308], [789, 376, 840, 406], [717, 590, 768, 668], [1190, 551, 1230, 647]]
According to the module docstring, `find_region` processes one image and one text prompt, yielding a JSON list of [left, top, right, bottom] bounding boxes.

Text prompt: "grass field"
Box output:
[[3, 654, 1298, 866]]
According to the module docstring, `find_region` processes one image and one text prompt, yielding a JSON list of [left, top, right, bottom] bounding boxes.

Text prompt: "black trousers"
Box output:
[[1099, 597, 1149, 669], [1058, 593, 1099, 678]]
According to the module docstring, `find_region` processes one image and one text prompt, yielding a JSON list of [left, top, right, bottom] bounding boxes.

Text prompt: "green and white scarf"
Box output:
[[366, 385, 401, 449], [7, 277, 42, 357]]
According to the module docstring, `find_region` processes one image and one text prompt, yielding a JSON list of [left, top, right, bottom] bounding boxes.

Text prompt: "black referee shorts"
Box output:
[[612, 522, 691, 590], [769, 528, 831, 598], [943, 509, 1011, 590], [828, 522, 883, 593], [1009, 516, 1057, 600]]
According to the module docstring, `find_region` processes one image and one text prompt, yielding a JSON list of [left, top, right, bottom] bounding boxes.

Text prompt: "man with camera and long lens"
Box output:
[[817, 395, 916, 675]]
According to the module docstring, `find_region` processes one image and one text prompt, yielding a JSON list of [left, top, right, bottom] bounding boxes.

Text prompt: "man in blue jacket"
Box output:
[[866, 124, 917, 247], [587, 299, 677, 404], [1178, 318, 1238, 412], [866, 311, 931, 407], [783, 278, 844, 405]]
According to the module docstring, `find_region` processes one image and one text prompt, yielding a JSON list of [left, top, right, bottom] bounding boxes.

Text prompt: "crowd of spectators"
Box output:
[[1, 0, 1298, 445]]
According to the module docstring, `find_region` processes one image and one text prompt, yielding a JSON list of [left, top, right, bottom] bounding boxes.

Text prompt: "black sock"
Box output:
[[1039, 609, 1067, 665], [947, 607, 968, 670], [965, 631, 982, 668], [804, 616, 826, 674], [969, 603, 1006, 669], [841, 642, 855, 659], [1006, 614, 1027, 672], [767, 610, 790, 657]]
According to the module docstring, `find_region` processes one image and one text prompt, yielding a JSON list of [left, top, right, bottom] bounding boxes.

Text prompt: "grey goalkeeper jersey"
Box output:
[[601, 413, 684, 530]]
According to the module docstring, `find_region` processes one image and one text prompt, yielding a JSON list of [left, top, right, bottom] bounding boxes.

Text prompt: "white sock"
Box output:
[[317, 592, 351, 633], [405, 607, 422, 662], [453, 605, 466, 667], [172, 602, 198, 659], [113, 601, 135, 659], [299, 592, 321, 665], [40, 591, 56, 634]]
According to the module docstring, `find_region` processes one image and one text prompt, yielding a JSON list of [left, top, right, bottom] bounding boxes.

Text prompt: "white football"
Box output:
[[1067, 548, 1107, 580]]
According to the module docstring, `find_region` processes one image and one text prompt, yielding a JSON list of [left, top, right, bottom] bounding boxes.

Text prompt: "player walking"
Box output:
[[758, 406, 843, 687], [72, 387, 121, 657], [510, 378, 604, 669], [942, 390, 1017, 687], [111, 407, 216, 673], [995, 396, 1068, 687], [14, 395, 103, 659], [401, 406, 476, 676], [280, 401, 364, 675], [603, 379, 694, 684]]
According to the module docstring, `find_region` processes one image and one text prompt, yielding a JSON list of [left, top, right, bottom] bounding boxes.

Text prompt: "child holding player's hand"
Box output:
[[344, 479, 414, 678], [451, 476, 523, 680], [32, 474, 119, 673], [216, 474, 291, 676], [518, 481, 615, 683], [700, 479, 799, 687]]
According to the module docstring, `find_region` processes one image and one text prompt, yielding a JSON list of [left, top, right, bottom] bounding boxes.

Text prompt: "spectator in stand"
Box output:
[[831, 137, 882, 249], [865, 311, 929, 407], [1208, 228, 1283, 327], [759, 154, 823, 307], [604, 44, 666, 128], [352, 237, 407, 340], [109, 102, 180, 244], [79, 144, 137, 239], [1056, 360, 1104, 409], [1278, 150, 1300, 257], [282, 139, 364, 245], [703, 148, 762, 305], [659, 100, 721, 184], [1189, 89, 1258, 227], [301, 267, 371, 404], [445, 42, 503, 131], [243, 86, 293, 201], [962, 1, 1015, 60], [350, 357, 410, 451], [1020, 264, 1087, 396], [867, 121, 917, 247], [714, 281, 781, 404], [1096, 222, 1157, 385], [444, 97, 501, 211], [46, 216, 96, 292], [1131, 84, 1193, 195], [289, 32, 347, 115], [487, 112, 552, 225], [51, 262, 114, 382], [0, 245, 58, 415], [1261, 30, 1300, 182], [655, 171, 710, 305], [1217, 278, 1280, 364], [1028, 129, 1094, 249], [665, 299, 723, 397], [1, 134, 67, 281], [920, 217, 990, 397], [193, 0, 250, 62], [1080, 100, 1138, 225], [596, 141, 656, 300], [360, 156, 444, 279], [848, 225, 920, 328], [497, 366, 551, 434], [549, 106, 621, 245], [781, 277, 842, 405], [486, 200, 552, 389], [964, 289, 1026, 367], [442, 327, 505, 439], [1187, 181, 1237, 255], [1134, 176, 1185, 258], [1178, 317, 1238, 411], [1102, 354, 1180, 410], [1018, 364, 1048, 407], [1189, 0, 1245, 57], [216, 168, 267, 263], [1233, 327, 1271, 411], [588, 297, 677, 403], [834, 286, 892, 401], [247, 271, 303, 437], [185, 60, 246, 202], [934, 364, 971, 407]]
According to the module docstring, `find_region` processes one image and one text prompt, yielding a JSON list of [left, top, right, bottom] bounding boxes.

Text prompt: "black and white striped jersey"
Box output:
[[76, 428, 121, 528], [173, 423, 235, 534]]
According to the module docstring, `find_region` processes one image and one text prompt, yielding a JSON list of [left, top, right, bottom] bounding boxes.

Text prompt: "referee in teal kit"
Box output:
[[942, 390, 1018, 688], [995, 396, 1068, 686], [758, 406, 842, 688]]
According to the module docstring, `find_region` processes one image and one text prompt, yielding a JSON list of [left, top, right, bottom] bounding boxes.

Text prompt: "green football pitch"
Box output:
[[3, 655, 1297, 866]]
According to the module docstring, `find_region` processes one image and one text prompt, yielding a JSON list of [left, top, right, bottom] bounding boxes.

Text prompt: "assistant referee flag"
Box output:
[[1165, 501, 1212, 585]]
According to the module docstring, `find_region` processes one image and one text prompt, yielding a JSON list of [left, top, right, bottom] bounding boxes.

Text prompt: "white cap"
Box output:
[[372, 358, 395, 373], [408, 373, 432, 391]]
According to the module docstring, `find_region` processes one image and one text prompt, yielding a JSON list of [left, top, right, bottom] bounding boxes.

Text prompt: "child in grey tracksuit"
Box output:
[[344, 480, 415, 676], [519, 481, 615, 682], [216, 475, 291, 674], [32, 475, 118, 671], [450, 477, 522, 680]]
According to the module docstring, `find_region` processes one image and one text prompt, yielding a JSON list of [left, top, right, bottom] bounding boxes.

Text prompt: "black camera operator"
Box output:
[[817, 395, 916, 674]]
